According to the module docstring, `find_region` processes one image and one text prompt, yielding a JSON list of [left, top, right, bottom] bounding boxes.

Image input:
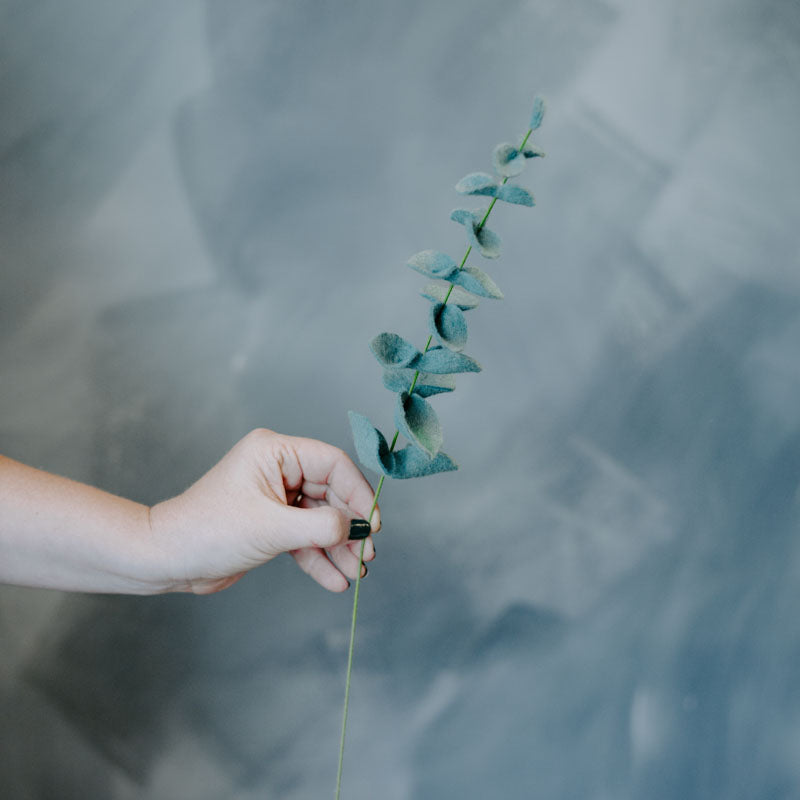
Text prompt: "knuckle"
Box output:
[[317, 507, 346, 544], [245, 427, 274, 446], [238, 428, 277, 458]]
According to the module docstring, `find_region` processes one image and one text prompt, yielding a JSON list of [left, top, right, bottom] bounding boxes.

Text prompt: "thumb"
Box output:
[[269, 503, 349, 553]]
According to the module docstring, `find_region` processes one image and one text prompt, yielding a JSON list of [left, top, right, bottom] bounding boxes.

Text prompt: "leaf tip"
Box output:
[[530, 95, 546, 130]]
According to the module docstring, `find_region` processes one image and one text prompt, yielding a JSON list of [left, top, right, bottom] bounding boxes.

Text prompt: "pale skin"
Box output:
[[0, 429, 379, 595]]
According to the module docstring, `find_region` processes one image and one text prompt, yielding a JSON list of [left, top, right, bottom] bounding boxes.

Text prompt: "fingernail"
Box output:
[[349, 519, 371, 540]]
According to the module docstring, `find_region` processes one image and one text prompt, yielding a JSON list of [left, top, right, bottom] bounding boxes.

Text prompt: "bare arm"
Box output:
[[0, 429, 379, 595], [0, 455, 158, 593]]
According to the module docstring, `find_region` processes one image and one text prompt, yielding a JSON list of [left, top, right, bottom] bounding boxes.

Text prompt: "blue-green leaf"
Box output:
[[492, 143, 525, 178], [372, 334, 481, 376], [370, 332, 419, 369], [496, 185, 534, 206], [348, 411, 393, 476], [474, 224, 501, 259], [521, 141, 545, 159], [429, 302, 468, 351], [348, 411, 457, 478], [421, 282, 480, 310], [455, 172, 498, 197], [416, 346, 481, 375], [450, 208, 502, 259], [391, 444, 458, 478], [450, 208, 473, 227], [407, 250, 458, 279], [451, 266, 503, 299], [382, 368, 456, 397], [530, 95, 546, 130], [394, 392, 443, 458]]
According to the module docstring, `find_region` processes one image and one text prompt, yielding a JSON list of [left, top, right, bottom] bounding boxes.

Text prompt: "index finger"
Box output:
[[284, 435, 381, 530]]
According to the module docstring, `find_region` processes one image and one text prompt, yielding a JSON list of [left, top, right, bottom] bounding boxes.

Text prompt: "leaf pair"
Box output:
[[450, 209, 502, 259], [350, 329, 482, 477], [382, 368, 455, 398], [349, 379, 459, 477], [349, 411, 457, 479], [491, 141, 545, 179], [420, 282, 480, 309], [370, 332, 481, 375], [406, 250, 502, 351], [455, 173, 534, 207], [407, 250, 503, 300], [428, 302, 467, 352]]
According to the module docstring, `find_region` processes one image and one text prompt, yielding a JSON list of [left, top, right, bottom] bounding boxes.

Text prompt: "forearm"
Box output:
[[0, 455, 166, 594], [0, 430, 378, 596]]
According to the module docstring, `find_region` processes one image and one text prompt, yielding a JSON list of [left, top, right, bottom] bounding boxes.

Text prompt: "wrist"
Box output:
[[139, 497, 191, 594], [147, 493, 250, 595], [90, 502, 177, 595]]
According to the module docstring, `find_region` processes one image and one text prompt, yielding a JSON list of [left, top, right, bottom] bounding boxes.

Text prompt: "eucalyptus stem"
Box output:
[[364, 125, 532, 508], [334, 536, 366, 800], [335, 125, 535, 798]]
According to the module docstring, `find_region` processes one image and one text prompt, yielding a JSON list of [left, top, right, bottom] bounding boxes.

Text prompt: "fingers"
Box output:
[[300, 481, 381, 534], [282, 436, 381, 532], [327, 541, 369, 580], [351, 536, 376, 562], [290, 547, 349, 593], [287, 503, 373, 592], [243, 429, 380, 531], [239, 430, 381, 593], [290, 542, 370, 592], [270, 504, 348, 552], [295, 495, 376, 561]]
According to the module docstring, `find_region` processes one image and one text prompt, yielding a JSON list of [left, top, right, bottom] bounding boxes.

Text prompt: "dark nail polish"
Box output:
[[349, 519, 371, 540]]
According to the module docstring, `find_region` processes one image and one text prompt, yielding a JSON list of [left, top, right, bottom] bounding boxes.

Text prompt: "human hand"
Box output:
[[148, 429, 380, 594]]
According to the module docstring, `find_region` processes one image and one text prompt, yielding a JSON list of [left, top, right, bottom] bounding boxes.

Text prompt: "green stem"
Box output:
[[334, 536, 367, 800], [335, 126, 533, 798]]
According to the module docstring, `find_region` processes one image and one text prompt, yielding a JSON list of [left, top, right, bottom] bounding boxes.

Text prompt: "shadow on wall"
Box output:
[[412, 283, 800, 799], [0, 2, 202, 340], [3, 0, 800, 797], [18, 282, 800, 798]]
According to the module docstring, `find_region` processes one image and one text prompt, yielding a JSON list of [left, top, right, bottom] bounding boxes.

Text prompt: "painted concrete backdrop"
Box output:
[[1, 1, 799, 797]]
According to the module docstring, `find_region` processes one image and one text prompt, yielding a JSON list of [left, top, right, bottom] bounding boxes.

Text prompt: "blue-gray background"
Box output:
[[1, 1, 799, 798]]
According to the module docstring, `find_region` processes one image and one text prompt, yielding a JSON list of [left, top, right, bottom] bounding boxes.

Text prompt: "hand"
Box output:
[[148, 429, 380, 594]]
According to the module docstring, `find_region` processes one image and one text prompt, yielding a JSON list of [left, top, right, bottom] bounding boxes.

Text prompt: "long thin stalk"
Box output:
[[334, 126, 533, 799]]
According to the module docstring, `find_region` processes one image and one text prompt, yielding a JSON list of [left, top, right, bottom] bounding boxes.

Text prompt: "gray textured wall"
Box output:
[[1, 1, 799, 798]]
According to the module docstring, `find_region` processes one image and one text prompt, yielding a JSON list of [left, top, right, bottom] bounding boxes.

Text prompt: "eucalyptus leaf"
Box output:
[[391, 443, 458, 478], [530, 95, 546, 130], [348, 411, 457, 478], [382, 368, 456, 397], [394, 392, 443, 458], [492, 143, 525, 178], [370, 332, 420, 369], [455, 172, 499, 197], [429, 302, 468, 352], [407, 250, 458, 279], [421, 282, 480, 310], [473, 224, 501, 260], [496, 185, 534, 207], [451, 266, 503, 299], [416, 346, 481, 375], [521, 141, 545, 159], [348, 411, 393, 476], [450, 208, 502, 259], [449, 208, 473, 227]]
